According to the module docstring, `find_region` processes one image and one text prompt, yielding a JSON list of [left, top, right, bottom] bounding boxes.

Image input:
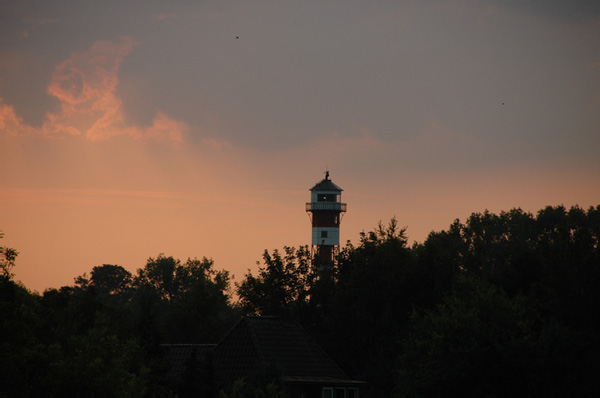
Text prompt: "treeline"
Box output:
[[237, 205, 600, 396], [0, 254, 237, 396], [2, 205, 600, 396]]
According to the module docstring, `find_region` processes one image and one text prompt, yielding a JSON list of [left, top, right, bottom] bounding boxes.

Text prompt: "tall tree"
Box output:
[[90, 264, 133, 296], [134, 254, 236, 343], [236, 245, 313, 316], [326, 219, 415, 394]]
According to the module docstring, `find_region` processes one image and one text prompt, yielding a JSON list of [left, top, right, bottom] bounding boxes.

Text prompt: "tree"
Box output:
[[457, 208, 540, 295], [324, 219, 415, 394], [397, 275, 537, 397], [39, 320, 150, 396], [90, 264, 133, 296], [134, 254, 236, 343], [395, 205, 600, 396], [411, 219, 464, 307], [0, 231, 19, 277], [0, 271, 45, 396], [136, 254, 182, 301], [236, 246, 313, 316]]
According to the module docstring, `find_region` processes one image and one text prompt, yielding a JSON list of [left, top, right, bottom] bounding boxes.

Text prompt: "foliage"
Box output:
[[236, 246, 313, 316], [0, 231, 19, 277], [395, 205, 600, 397], [2, 204, 600, 396], [235, 206, 600, 396], [324, 218, 414, 393], [134, 254, 236, 343], [0, 246, 236, 395], [397, 275, 537, 396]]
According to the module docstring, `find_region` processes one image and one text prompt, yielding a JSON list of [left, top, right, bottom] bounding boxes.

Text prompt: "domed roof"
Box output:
[[310, 171, 343, 192]]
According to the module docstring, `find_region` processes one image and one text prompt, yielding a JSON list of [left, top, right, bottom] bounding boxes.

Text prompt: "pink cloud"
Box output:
[[0, 99, 35, 135], [1, 37, 188, 144], [124, 112, 188, 144], [44, 37, 135, 139]]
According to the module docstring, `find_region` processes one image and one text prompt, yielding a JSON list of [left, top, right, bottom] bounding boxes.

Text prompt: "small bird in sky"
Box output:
[[236, 36, 239, 39]]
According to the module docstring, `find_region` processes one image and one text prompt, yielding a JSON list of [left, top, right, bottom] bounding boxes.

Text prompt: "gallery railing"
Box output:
[[305, 202, 347, 212]]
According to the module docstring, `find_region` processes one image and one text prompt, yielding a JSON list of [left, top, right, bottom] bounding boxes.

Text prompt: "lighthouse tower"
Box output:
[[306, 171, 347, 263]]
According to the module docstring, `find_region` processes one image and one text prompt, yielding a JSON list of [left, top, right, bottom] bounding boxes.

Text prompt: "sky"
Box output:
[[1, 1, 599, 293]]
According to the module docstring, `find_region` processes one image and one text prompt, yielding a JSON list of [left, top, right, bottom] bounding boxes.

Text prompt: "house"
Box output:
[[163, 316, 365, 397], [161, 344, 216, 396]]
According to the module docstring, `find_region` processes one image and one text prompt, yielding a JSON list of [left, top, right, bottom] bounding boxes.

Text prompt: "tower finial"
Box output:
[[325, 170, 330, 180]]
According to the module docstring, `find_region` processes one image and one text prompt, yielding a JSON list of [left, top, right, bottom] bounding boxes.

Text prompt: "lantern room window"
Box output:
[[318, 194, 337, 202]]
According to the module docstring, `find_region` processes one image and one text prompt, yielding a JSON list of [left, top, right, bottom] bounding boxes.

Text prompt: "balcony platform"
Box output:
[[306, 202, 347, 212]]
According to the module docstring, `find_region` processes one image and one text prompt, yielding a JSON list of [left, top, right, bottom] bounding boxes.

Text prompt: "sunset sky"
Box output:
[[2, 1, 599, 293]]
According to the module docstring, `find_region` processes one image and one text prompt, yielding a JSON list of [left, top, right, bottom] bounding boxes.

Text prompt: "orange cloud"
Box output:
[[1, 37, 188, 144], [0, 99, 35, 135], [44, 37, 135, 139], [124, 112, 187, 144]]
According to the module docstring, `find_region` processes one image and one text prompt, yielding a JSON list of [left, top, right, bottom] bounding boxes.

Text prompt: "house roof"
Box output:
[[310, 172, 343, 192], [212, 316, 354, 385], [161, 344, 215, 381]]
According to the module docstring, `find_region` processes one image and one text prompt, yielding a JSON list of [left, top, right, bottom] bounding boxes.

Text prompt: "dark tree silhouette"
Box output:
[[236, 245, 314, 316], [2, 204, 599, 396], [0, 231, 19, 277], [134, 254, 236, 343]]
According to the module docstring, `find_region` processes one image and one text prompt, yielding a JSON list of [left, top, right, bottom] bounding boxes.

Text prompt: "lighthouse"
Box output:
[[306, 171, 347, 263]]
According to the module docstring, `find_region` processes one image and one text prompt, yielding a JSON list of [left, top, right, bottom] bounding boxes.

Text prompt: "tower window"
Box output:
[[318, 194, 337, 202], [321, 231, 328, 238]]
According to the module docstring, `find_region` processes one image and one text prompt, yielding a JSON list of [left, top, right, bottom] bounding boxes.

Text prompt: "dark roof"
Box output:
[[161, 344, 215, 381], [213, 316, 354, 385], [310, 173, 343, 192]]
